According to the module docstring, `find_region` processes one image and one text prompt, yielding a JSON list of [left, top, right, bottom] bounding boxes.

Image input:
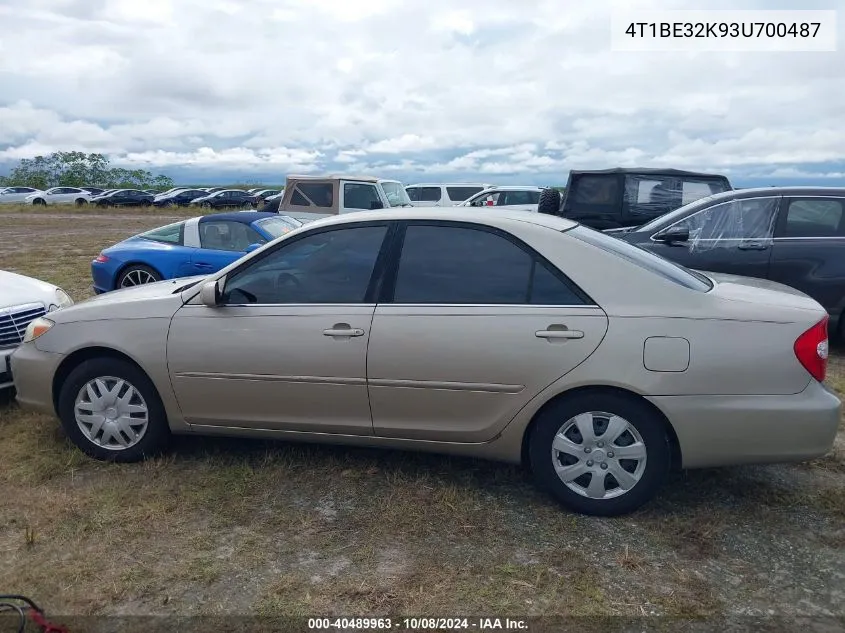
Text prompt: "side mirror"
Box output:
[[369, 200, 385, 210], [199, 280, 221, 307], [244, 242, 262, 253], [654, 225, 690, 244]]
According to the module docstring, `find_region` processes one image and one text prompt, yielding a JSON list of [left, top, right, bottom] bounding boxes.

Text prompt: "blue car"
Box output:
[[91, 211, 303, 293]]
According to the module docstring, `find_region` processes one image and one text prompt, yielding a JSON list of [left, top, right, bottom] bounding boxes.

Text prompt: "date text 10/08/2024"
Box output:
[[308, 617, 529, 630]]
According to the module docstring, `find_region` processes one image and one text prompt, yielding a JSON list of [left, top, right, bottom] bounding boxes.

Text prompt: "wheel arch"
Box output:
[[519, 385, 683, 472], [112, 261, 166, 290], [51, 346, 151, 414]]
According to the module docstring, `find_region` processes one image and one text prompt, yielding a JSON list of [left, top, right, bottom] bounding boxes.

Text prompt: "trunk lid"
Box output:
[[703, 271, 824, 314]]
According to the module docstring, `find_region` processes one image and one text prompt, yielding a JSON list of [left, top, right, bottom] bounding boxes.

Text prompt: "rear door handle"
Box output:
[[536, 329, 584, 340], [323, 323, 365, 338]]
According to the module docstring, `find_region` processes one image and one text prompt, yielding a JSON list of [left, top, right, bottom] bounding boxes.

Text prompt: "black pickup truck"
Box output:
[[538, 167, 733, 231]]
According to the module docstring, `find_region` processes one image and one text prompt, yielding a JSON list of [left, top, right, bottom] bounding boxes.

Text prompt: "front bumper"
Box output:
[[649, 380, 842, 469], [9, 343, 64, 416]]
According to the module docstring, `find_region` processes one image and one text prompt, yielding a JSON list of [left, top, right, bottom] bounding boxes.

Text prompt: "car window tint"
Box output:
[[393, 225, 534, 304], [200, 221, 263, 251], [222, 226, 387, 304], [344, 183, 382, 209], [530, 261, 585, 305], [783, 199, 844, 237], [570, 175, 618, 204], [446, 186, 484, 202], [139, 221, 184, 245], [420, 187, 441, 202]]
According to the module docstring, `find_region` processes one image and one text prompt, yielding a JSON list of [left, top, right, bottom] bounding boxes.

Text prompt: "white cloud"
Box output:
[[0, 0, 843, 184]]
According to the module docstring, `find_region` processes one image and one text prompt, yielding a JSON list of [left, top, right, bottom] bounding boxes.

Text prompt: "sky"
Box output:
[[0, 0, 843, 186]]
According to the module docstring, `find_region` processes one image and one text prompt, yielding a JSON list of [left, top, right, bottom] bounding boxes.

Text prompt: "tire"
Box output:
[[32, 198, 46, 206], [201, 202, 212, 210], [57, 357, 170, 462], [528, 391, 670, 517], [75, 198, 88, 207], [116, 264, 162, 288], [537, 188, 562, 215]]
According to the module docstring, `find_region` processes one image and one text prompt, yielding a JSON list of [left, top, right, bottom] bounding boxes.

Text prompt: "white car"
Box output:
[[459, 186, 544, 212], [0, 271, 73, 390], [0, 187, 43, 204], [25, 187, 93, 206], [405, 183, 494, 207]]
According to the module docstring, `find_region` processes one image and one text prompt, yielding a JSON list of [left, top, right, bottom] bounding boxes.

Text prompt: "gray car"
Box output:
[[10, 209, 840, 516]]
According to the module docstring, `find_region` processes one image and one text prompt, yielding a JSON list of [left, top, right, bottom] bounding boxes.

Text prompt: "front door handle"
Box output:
[[536, 328, 584, 340], [323, 323, 365, 338], [737, 240, 769, 251]]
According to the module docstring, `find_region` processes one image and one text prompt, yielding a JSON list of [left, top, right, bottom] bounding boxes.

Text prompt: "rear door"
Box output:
[[641, 195, 781, 280], [768, 196, 845, 317], [366, 221, 608, 443]]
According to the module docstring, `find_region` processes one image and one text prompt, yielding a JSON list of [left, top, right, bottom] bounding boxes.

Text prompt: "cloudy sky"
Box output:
[[0, 0, 843, 185]]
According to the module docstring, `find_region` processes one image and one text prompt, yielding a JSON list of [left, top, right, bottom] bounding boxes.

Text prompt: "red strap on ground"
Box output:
[[29, 609, 69, 633]]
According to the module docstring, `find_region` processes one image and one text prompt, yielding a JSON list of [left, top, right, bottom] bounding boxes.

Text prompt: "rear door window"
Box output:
[[419, 187, 442, 203], [569, 175, 618, 204], [446, 186, 484, 202], [779, 198, 845, 238], [623, 175, 680, 217]]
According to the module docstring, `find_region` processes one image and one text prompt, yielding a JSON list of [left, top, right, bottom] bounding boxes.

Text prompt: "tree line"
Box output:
[[0, 152, 174, 190]]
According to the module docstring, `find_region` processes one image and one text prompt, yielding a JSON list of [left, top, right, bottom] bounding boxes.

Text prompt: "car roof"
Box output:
[[289, 174, 380, 183], [298, 207, 579, 231], [198, 211, 281, 224], [476, 186, 544, 192], [406, 182, 492, 187], [714, 186, 845, 198], [569, 167, 728, 178]]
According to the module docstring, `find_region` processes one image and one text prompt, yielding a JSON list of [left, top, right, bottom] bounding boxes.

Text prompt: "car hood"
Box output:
[[0, 270, 60, 309], [51, 276, 207, 323]]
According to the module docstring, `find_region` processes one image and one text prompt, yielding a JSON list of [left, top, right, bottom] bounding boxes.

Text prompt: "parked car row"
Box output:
[[3, 206, 839, 519], [0, 185, 285, 207]]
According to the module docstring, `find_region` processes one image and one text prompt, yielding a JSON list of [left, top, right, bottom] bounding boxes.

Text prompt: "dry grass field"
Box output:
[[0, 205, 843, 627]]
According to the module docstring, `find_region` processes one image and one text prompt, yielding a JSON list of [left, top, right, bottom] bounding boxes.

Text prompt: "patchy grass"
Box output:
[[0, 211, 843, 619]]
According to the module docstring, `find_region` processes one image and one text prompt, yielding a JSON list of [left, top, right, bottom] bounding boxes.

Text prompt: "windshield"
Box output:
[[381, 181, 412, 207], [569, 225, 713, 292], [256, 216, 302, 238]]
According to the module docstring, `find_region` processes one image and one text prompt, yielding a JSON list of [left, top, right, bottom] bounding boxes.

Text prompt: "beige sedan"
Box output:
[[10, 209, 841, 516]]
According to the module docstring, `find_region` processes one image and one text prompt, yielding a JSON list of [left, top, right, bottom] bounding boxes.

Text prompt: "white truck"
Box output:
[[270, 174, 414, 222]]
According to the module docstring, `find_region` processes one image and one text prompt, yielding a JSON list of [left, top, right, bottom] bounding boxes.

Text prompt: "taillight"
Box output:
[[94, 254, 109, 263], [794, 316, 829, 382]]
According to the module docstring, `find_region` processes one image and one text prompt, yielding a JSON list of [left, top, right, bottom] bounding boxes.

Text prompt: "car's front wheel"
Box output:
[[117, 264, 162, 288], [529, 391, 670, 516], [58, 358, 170, 462], [75, 198, 88, 207]]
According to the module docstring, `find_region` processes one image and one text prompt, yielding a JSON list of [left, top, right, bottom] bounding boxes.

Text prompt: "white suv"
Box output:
[[459, 186, 543, 212], [1, 271, 73, 390], [405, 183, 493, 207]]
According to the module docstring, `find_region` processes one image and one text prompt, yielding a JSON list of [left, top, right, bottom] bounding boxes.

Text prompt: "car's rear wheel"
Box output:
[[58, 358, 170, 462], [537, 188, 562, 215], [75, 198, 88, 207], [32, 198, 46, 206], [117, 264, 162, 288], [201, 202, 212, 209], [529, 391, 670, 516]]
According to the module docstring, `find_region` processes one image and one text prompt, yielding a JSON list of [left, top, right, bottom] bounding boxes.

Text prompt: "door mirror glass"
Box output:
[[199, 280, 221, 307], [654, 225, 689, 244]]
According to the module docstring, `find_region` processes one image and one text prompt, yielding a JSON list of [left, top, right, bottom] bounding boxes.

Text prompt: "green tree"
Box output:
[[2, 152, 173, 190]]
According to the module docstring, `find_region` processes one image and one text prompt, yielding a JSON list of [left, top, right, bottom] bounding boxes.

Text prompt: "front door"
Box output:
[[640, 195, 782, 280], [167, 223, 391, 434], [367, 222, 608, 443]]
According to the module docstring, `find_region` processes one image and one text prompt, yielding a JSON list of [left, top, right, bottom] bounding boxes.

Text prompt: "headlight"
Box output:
[[47, 288, 73, 312], [23, 317, 54, 343]]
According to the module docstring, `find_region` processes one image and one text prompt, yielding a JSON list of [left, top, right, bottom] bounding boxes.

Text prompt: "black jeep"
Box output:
[[537, 167, 733, 231]]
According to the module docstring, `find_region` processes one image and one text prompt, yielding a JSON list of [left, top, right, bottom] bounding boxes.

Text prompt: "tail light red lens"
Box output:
[[94, 254, 109, 263], [794, 315, 829, 382]]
